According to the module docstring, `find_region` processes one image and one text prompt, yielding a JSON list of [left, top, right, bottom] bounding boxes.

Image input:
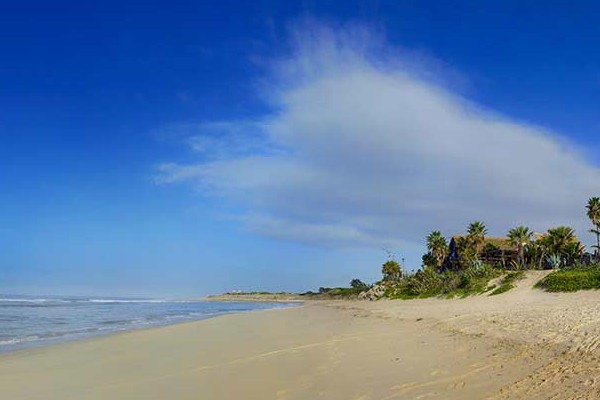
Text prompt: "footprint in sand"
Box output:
[[453, 381, 466, 389]]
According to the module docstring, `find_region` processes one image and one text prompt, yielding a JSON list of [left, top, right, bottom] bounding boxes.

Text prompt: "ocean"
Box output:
[[0, 295, 299, 353]]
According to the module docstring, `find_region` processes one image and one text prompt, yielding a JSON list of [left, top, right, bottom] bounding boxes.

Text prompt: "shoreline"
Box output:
[[3, 278, 600, 398], [0, 304, 302, 359], [1, 301, 520, 399], [0, 300, 302, 356], [202, 293, 307, 302]]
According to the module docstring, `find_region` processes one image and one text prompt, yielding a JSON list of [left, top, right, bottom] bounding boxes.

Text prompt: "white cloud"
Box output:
[[157, 22, 600, 248]]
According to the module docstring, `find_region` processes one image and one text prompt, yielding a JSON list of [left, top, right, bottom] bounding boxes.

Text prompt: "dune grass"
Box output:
[[535, 268, 600, 292], [489, 271, 525, 296], [384, 265, 503, 300]]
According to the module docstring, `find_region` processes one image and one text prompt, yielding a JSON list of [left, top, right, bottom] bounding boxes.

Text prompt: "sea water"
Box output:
[[0, 295, 299, 353]]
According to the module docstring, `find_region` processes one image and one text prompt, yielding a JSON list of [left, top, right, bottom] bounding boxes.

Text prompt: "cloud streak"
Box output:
[[157, 21, 600, 249]]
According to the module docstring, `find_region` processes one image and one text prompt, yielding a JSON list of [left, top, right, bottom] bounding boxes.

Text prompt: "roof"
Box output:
[[452, 232, 581, 251], [532, 232, 546, 241], [451, 235, 514, 251]]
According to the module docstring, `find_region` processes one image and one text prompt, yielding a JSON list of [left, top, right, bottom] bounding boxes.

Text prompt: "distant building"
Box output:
[[444, 236, 518, 270], [443, 232, 582, 271]]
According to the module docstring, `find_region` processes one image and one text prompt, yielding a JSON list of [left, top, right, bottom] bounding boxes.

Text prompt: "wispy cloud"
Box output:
[[157, 21, 600, 248]]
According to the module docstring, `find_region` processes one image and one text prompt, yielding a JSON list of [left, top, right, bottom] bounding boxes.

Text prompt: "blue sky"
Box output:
[[2, 1, 600, 297]]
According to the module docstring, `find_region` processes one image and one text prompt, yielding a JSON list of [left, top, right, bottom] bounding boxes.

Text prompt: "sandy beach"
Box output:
[[2, 271, 600, 399]]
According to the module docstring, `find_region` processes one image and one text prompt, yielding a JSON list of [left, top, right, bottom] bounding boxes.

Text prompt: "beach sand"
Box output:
[[2, 271, 600, 399]]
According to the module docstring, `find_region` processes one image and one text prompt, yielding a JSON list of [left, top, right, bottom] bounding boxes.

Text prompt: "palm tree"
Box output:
[[426, 231, 448, 268], [507, 226, 533, 267], [587, 197, 600, 256], [563, 241, 586, 266], [381, 260, 402, 282], [542, 226, 578, 260], [467, 221, 488, 253], [524, 240, 546, 270]]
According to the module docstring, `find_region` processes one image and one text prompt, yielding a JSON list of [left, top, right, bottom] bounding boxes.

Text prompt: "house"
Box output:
[[444, 236, 519, 270], [441, 230, 587, 271]]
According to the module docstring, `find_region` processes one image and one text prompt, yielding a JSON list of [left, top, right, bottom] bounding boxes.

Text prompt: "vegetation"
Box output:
[[383, 263, 501, 299], [313, 287, 364, 297], [546, 254, 563, 270], [489, 271, 524, 296], [587, 197, 600, 254], [541, 226, 578, 256], [374, 195, 600, 298], [303, 196, 600, 298], [426, 231, 448, 269], [489, 283, 512, 296], [518, 226, 585, 270], [536, 266, 600, 292], [467, 221, 488, 253], [381, 260, 402, 282], [507, 226, 532, 267], [350, 279, 370, 292], [300, 279, 374, 299], [223, 291, 294, 295]]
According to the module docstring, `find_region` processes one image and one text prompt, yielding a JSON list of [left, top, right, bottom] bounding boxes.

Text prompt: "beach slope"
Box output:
[[2, 273, 600, 399]]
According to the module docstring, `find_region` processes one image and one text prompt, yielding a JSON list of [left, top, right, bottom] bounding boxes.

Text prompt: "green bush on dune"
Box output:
[[489, 271, 525, 296], [535, 268, 600, 292], [385, 263, 502, 299]]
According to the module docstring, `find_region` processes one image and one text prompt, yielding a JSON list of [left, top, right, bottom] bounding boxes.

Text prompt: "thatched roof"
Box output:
[[452, 232, 580, 251], [532, 232, 547, 241], [451, 235, 514, 251]]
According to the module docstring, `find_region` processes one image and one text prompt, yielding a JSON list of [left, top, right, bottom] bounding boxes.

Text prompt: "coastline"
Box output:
[[0, 302, 518, 400], [0, 299, 301, 355], [202, 293, 306, 302], [3, 276, 600, 399]]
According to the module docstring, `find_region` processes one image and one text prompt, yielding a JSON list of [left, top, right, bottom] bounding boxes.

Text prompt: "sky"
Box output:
[[2, 1, 600, 297]]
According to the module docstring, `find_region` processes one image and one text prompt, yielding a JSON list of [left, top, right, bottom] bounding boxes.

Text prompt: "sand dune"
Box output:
[[3, 272, 600, 399]]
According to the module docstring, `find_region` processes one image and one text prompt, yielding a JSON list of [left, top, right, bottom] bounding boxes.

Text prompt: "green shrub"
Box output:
[[504, 271, 525, 284], [327, 287, 362, 296], [349, 279, 371, 292], [536, 268, 600, 292], [489, 284, 513, 295], [447, 263, 501, 297], [546, 254, 563, 269], [383, 263, 501, 299], [489, 271, 525, 296], [406, 266, 444, 296]]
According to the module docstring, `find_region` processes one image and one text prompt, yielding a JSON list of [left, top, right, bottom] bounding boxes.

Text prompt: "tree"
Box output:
[[426, 231, 448, 268], [453, 235, 476, 269], [507, 226, 533, 267], [350, 279, 370, 292], [524, 241, 546, 270], [563, 241, 586, 266], [381, 260, 402, 282], [540, 226, 580, 266], [587, 197, 600, 255], [467, 221, 488, 254], [422, 252, 437, 269]]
